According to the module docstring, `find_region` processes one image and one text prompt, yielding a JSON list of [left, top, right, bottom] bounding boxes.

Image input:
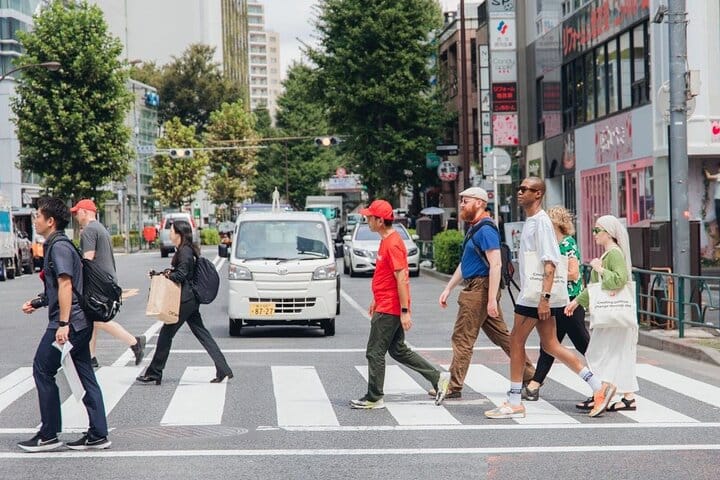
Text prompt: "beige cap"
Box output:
[[459, 187, 489, 202]]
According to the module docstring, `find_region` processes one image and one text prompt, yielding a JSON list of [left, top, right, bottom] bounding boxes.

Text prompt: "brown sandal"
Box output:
[[576, 396, 594, 410], [607, 398, 636, 411]]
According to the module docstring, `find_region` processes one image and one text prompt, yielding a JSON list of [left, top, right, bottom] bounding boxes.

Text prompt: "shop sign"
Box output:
[[437, 161, 459, 182], [482, 112, 492, 132], [479, 45, 489, 68], [490, 18, 516, 51], [562, 0, 649, 60], [595, 112, 633, 164], [563, 131, 576, 170], [488, 0, 515, 15], [480, 90, 491, 112], [542, 82, 562, 111], [491, 51, 517, 82], [493, 114, 519, 146], [492, 83, 517, 112], [711, 120, 720, 143], [543, 112, 563, 138]]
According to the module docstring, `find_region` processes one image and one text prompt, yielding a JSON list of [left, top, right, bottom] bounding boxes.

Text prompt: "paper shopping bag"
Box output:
[[588, 281, 637, 329], [519, 251, 570, 305], [146, 275, 181, 324]]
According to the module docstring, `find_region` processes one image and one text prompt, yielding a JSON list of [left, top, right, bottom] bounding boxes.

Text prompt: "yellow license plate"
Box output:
[[249, 302, 275, 316]]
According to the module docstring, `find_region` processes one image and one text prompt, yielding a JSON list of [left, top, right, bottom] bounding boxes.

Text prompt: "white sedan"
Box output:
[[342, 223, 420, 277]]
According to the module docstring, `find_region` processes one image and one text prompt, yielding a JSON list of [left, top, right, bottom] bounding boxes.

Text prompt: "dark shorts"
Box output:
[[514, 304, 564, 320]]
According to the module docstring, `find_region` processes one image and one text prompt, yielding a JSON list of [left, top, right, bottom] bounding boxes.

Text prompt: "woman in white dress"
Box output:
[[565, 215, 639, 412]]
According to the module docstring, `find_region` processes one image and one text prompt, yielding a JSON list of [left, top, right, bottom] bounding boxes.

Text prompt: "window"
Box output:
[[595, 45, 607, 118], [607, 39, 619, 113], [585, 52, 595, 121], [631, 23, 648, 105], [574, 57, 585, 124], [619, 32, 632, 109]]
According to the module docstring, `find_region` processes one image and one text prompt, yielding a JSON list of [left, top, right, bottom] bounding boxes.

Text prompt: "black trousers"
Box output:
[[532, 299, 589, 385], [145, 298, 232, 378]]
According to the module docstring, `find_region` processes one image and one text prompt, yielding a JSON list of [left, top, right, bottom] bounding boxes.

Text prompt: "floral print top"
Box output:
[[559, 235, 582, 298]]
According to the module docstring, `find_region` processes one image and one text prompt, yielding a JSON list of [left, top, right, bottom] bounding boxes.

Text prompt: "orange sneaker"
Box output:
[[589, 382, 617, 417]]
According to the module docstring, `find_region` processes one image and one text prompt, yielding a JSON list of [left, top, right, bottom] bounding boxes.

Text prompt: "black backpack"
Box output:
[[463, 219, 517, 290], [191, 254, 220, 304], [46, 237, 122, 322]]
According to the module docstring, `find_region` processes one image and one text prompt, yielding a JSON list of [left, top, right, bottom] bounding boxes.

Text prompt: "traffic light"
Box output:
[[314, 136, 340, 147], [169, 149, 193, 158]]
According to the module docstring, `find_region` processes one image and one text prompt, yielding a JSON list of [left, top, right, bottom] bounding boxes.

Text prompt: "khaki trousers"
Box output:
[[449, 277, 536, 392]]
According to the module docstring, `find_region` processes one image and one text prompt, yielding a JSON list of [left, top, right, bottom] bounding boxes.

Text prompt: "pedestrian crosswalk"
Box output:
[[1, 361, 719, 433]]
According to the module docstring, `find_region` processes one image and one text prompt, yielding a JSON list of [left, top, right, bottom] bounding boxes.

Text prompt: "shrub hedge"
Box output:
[[200, 228, 220, 245], [432, 229, 464, 274]]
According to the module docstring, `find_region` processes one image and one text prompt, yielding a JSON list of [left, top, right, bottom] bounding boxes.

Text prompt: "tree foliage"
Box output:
[[254, 64, 339, 209], [135, 44, 243, 135], [150, 118, 208, 208], [310, 0, 447, 199], [204, 101, 258, 207], [10, 0, 132, 200]]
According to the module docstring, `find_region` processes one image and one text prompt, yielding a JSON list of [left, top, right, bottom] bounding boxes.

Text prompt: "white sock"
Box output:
[[579, 367, 602, 391], [508, 382, 523, 405]]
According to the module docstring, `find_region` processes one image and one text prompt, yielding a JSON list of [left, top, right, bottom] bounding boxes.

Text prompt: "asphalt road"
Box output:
[[1, 248, 719, 479]]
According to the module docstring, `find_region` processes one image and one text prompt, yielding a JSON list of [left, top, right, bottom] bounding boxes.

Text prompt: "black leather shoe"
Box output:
[[210, 372, 234, 383], [136, 374, 161, 385]]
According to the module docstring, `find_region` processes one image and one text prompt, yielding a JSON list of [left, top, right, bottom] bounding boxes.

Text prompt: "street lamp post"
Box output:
[[0, 61, 61, 82]]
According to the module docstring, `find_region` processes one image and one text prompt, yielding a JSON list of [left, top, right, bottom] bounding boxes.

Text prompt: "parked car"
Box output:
[[345, 213, 363, 232], [342, 223, 420, 277], [158, 212, 200, 258], [15, 230, 33, 275], [227, 211, 339, 337]]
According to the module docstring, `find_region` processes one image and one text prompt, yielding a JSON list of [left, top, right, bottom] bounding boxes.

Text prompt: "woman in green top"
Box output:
[[522, 206, 590, 401], [565, 215, 639, 412]]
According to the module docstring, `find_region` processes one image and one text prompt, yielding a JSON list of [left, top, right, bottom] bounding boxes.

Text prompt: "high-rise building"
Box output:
[[221, 0, 250, 107], [247, 1, 281, 119]]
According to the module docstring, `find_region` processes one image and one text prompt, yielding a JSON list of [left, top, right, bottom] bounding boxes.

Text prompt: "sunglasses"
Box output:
[[592, 227, 606, 235], [518, 186, 539, 193]]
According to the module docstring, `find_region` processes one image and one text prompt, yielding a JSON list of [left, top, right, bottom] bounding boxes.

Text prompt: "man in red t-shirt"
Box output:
[[350, 200, 450, 409]]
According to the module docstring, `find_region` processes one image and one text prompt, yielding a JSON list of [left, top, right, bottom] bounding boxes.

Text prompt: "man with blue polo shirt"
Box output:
[[435, 187, 535, 399]]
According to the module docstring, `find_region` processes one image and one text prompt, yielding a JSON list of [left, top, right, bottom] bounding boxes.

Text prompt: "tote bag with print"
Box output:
[[520, 251, 570, 305], [588, 281, 637, 329]]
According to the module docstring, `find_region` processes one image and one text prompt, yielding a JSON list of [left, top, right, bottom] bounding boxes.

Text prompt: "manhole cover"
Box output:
[[119, 425, 248, 439]]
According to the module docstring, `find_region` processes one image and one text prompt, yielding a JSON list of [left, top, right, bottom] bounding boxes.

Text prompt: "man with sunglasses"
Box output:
[[485, 177, 616, 419], [434, 187, 535, 401]]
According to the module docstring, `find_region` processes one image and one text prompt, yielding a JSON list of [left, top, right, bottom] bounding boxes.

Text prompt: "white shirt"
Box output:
[[517, 209, 564, 307]]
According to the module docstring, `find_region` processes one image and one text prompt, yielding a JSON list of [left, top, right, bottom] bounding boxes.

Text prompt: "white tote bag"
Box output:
[[588, 281, 637, 329], [520, 251, 570, 305]]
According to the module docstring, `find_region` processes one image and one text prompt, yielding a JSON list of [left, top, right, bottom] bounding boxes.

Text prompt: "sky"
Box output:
[[264, 0, 458, 80]]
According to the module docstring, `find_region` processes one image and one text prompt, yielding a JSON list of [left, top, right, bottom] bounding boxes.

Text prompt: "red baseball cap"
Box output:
[[359, 200, 394, 221], [70, 199, 97, 213]]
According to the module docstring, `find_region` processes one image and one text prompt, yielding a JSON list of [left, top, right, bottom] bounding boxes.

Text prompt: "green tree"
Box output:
[[154, 44, 242, 134], [204, 101, 258, 207], [254, 64, 338, 209], [310, 0, 447, 198], [150, 118, 208, 208], [252, 108, 273, 137], [10, 0, 132, 200]]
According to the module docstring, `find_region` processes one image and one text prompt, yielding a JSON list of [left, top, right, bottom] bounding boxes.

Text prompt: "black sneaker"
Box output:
[[66, 434, 111, 450], [91, 357, 99, 368], [131, 335, 146, 365], [17, 433, 62, 452]]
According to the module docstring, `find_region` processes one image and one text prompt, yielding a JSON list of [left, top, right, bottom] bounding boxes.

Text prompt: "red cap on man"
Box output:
[[70, 199, 97, 213], [359, 200, 394, 221]]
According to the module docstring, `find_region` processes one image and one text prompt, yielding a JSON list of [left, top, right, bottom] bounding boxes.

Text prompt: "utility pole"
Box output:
[[668, 0, 689, 283], [459, 0, 470, 189]]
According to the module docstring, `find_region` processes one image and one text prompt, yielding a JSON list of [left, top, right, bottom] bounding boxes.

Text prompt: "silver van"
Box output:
[[158, 212, 200, 257]]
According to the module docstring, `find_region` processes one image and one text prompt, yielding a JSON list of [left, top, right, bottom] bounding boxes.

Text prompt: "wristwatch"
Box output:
[[58, 321, 69, 327], [401, 307, 409, 314], [541, 292, 552, 301]]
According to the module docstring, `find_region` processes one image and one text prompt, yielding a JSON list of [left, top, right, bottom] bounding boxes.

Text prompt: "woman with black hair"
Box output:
[[137, 220, 233, 384]]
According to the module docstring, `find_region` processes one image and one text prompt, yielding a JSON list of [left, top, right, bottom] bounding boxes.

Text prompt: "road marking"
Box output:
[[161, 367, 227, 426], [282, 422, 720, 432], [1, 444, 720, 459], [111, 321, 164, 367], [636, 364, 720, 408], [547, 365, 698, 423], [355, 365, 460, 425], [457, 364, 579, 424], [168, 346, 545, 354], [0, 368, 35, 415], [121, 288, 139, 300], [340, 289, 370, 320], [272, 366, 339, 427]]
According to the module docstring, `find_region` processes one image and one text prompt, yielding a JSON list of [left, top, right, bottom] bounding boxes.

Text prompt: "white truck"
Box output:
[[0, 193, 17, 281], [304, 195, 345, 255]]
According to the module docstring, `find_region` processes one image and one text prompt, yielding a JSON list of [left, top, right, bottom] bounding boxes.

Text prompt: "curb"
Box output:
[[420, 266, 720, 367]]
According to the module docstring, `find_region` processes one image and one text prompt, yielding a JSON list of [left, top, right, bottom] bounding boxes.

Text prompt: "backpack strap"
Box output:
[[463, 218, 499, 268], [45, 235, 84, 302]]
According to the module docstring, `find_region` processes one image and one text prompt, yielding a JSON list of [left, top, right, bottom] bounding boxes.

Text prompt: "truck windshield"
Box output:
[[306, 206, 338, 220], [235, 221, 330, 260]]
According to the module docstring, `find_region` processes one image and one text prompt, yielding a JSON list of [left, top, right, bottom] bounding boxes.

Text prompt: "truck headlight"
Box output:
[[407, 248, 418, 256], [312, 263, 337, 280], [228, 264, 252, 280]]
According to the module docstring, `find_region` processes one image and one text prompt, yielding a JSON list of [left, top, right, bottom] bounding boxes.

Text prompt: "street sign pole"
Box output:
[[492, 151, 499, 223]]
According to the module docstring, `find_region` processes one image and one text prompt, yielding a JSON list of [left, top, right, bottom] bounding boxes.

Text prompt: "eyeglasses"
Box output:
[[592, 227, 606, 235], [518, 186, 539, 194], [460, 198, 479, 205]]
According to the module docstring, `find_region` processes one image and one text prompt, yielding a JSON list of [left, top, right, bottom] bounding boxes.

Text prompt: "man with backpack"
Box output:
[[18, 197, 110, 452], [435, 188, 535, 399], [71, 199, 145, 368]]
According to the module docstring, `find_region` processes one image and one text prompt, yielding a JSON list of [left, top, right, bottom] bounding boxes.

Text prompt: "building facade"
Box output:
[[247, 1, 281, 119], [221, 0, 250, 104]]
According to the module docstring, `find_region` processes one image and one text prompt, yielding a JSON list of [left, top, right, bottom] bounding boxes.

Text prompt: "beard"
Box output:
[[460, 205, 480, 222]]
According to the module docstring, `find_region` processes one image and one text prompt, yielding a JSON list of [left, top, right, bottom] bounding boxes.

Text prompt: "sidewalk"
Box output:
[[421, 266, 720, 367]]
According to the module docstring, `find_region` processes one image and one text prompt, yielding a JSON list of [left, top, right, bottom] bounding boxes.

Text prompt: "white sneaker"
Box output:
[[484, 402, 526, 419], [350, 397, 385, 409], [435, 372, 451, 405]]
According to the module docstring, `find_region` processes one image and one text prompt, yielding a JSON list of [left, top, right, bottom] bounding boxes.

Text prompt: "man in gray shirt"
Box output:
[[71, 199, 145, 367]]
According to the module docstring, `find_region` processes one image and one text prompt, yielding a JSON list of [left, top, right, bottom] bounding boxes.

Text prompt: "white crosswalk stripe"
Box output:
[[0, 362, 718, 432]]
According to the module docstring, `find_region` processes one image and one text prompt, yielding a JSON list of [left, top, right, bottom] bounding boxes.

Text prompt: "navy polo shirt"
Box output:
[[44, 235, 88, 331], [460, 221, 501, 279]]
